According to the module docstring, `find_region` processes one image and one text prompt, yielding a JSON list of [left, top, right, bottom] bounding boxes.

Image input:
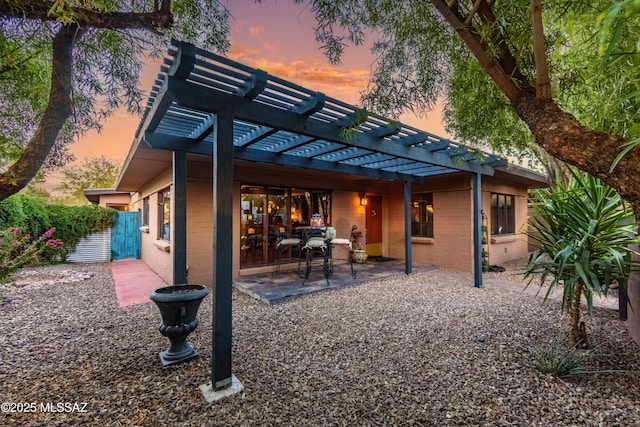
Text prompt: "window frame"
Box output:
[[490, 193, 515, 236], [142, 197, 150, 226], [157, 189, 171, 242], [411, 193, 434, 238]]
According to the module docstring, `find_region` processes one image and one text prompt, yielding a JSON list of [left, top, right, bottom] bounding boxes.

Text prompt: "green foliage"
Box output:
[[525, 170, 640, 315], [0, 0, 231, 185], [0, 194, 115, 261], [338, 108, 369, 140], [598, 0, 640, 60], [553, 4, 640, 137], [0, 24, 74, 175], [306, 1, 639, 174], [55, 156, 121, 206], [529, 337, 607, 379], [0, 194, 50, 237], [42, 204, 115, 260], [18, 184, 50, 203], [596, 1, 640, 170]]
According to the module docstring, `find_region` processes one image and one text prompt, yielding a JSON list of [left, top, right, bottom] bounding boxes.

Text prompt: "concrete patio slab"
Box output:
[[233, 258, 437, 304]]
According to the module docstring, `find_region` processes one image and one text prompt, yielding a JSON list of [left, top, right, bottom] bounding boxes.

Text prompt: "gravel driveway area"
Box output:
[[1, 262, 639, 426]]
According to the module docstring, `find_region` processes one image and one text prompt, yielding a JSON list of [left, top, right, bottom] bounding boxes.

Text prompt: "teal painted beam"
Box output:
[[473, 173, 483, 288], [212, 113, 234, 390], [172, 151, 187, 285], [166, 77, 497, 176]]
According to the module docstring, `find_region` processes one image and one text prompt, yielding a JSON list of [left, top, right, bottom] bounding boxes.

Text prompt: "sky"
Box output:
[[43, 1, 447, 192]]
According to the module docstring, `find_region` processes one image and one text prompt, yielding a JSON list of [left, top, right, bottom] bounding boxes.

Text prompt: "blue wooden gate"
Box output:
[[111, 211, 141, 260]]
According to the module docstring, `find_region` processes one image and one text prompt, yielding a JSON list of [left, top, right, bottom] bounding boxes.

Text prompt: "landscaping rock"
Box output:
[[0, 262, 639, 426]]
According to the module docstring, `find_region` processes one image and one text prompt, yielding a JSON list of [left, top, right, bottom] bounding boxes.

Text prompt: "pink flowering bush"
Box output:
[[0, 227, 63, 282]]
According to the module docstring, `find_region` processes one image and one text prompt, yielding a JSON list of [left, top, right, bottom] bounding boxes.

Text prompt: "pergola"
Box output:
[[129, 40, 507, 393]]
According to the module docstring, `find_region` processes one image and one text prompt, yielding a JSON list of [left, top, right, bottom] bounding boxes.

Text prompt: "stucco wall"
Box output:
[[98, 193, 131, 209], [482, 177, 531, 267], [131, 170, 173, 285], [330, 190, 365, 263], [386, 174, 474, 273], [185, 179, 214, 286]]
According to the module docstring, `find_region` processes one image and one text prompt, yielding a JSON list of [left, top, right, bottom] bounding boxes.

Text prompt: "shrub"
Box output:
[[529, 339, 596, 378], [0, 227, 63, 282], [0, 194, 115, 261], [46, 204, 116, 260], [0, 194, 50, 236]]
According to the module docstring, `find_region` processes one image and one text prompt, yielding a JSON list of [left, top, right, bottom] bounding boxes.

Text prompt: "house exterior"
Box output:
[[83, 188, 132, 210], [114, 42, 548, 287], [114, 41, 549, 388], [116, 145, 545, 287]]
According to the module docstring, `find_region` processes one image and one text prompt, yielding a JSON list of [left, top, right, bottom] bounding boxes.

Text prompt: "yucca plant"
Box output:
[[529, 338, 597, 379], [525, 170, 640, 348]]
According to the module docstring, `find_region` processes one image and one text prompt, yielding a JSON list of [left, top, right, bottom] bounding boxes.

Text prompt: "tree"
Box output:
[[0, 29, 73, 177], [525, 171, 640, 348], [303, 0, 640, 215], [0, 0, 231, 200], [55, 155, 121, 206]]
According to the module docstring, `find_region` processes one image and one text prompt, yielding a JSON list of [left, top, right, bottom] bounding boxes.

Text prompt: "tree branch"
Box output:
[[514, 95, 640, 213], [0, 24, 86, 199], [530, 0, 551, 99], [0, 0, 173, 31], [430, 0, 524, 102], [475, 1, 527, 87]]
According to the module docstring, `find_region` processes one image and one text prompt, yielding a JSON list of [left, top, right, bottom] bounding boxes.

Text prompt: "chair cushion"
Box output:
[[330, 238, 350, 245], [304, 239, 326, 248], [277, 238, 301, 247]]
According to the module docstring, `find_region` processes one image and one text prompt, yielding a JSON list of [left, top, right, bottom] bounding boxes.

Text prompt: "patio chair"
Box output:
[[301, 227, 330, 285], [272, 229, 301, 277], [330, 224, 357, 279]]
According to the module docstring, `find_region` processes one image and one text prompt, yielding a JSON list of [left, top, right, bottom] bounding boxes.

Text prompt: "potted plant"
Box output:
[[150, 284, 209, 366], [350, 227, 368, 264]]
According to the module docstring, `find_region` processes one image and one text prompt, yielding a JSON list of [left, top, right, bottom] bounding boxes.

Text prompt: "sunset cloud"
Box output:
[[228, 46, 371, 104]]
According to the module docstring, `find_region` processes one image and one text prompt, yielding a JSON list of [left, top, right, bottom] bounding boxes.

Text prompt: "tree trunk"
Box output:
[[0, 25, 85, 200], [569, 280, 588, 348], [513, 94, 640, 217]]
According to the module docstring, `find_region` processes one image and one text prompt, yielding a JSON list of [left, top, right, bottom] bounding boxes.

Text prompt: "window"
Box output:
[[491, 193, 515, 235], [142, 197, 149, 226], [411, 193, 433, 238], [158, 189, 171, 241]]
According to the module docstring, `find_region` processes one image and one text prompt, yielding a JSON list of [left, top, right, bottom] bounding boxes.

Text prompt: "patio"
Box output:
[[233, 257, 437, 303]]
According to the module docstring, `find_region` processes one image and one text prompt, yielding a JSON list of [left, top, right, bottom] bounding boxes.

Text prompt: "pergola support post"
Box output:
[[172, 150, 187, 285], [210, 112, 237, 391], [473, 172, 483, 288], [404, 180, 412, 275]]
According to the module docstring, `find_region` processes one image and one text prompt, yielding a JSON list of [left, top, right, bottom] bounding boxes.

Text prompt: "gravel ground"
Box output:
[[1, 262, 639, 426]]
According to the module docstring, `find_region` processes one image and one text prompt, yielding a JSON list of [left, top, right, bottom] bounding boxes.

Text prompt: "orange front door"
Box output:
[[365, 196, 382, 257]]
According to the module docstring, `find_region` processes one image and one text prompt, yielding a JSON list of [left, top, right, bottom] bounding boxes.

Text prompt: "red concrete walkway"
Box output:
[[111, 259, 167, 307]]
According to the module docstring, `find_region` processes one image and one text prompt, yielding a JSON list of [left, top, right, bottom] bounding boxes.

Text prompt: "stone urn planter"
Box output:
[[150, 284, 209, 366]]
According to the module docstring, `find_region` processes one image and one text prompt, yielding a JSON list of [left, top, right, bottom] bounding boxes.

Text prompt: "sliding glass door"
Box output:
[[240, 185, 331, 269]]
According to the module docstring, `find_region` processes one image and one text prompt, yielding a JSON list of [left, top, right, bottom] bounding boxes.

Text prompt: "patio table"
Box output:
[[300, 226, 357, 284]]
